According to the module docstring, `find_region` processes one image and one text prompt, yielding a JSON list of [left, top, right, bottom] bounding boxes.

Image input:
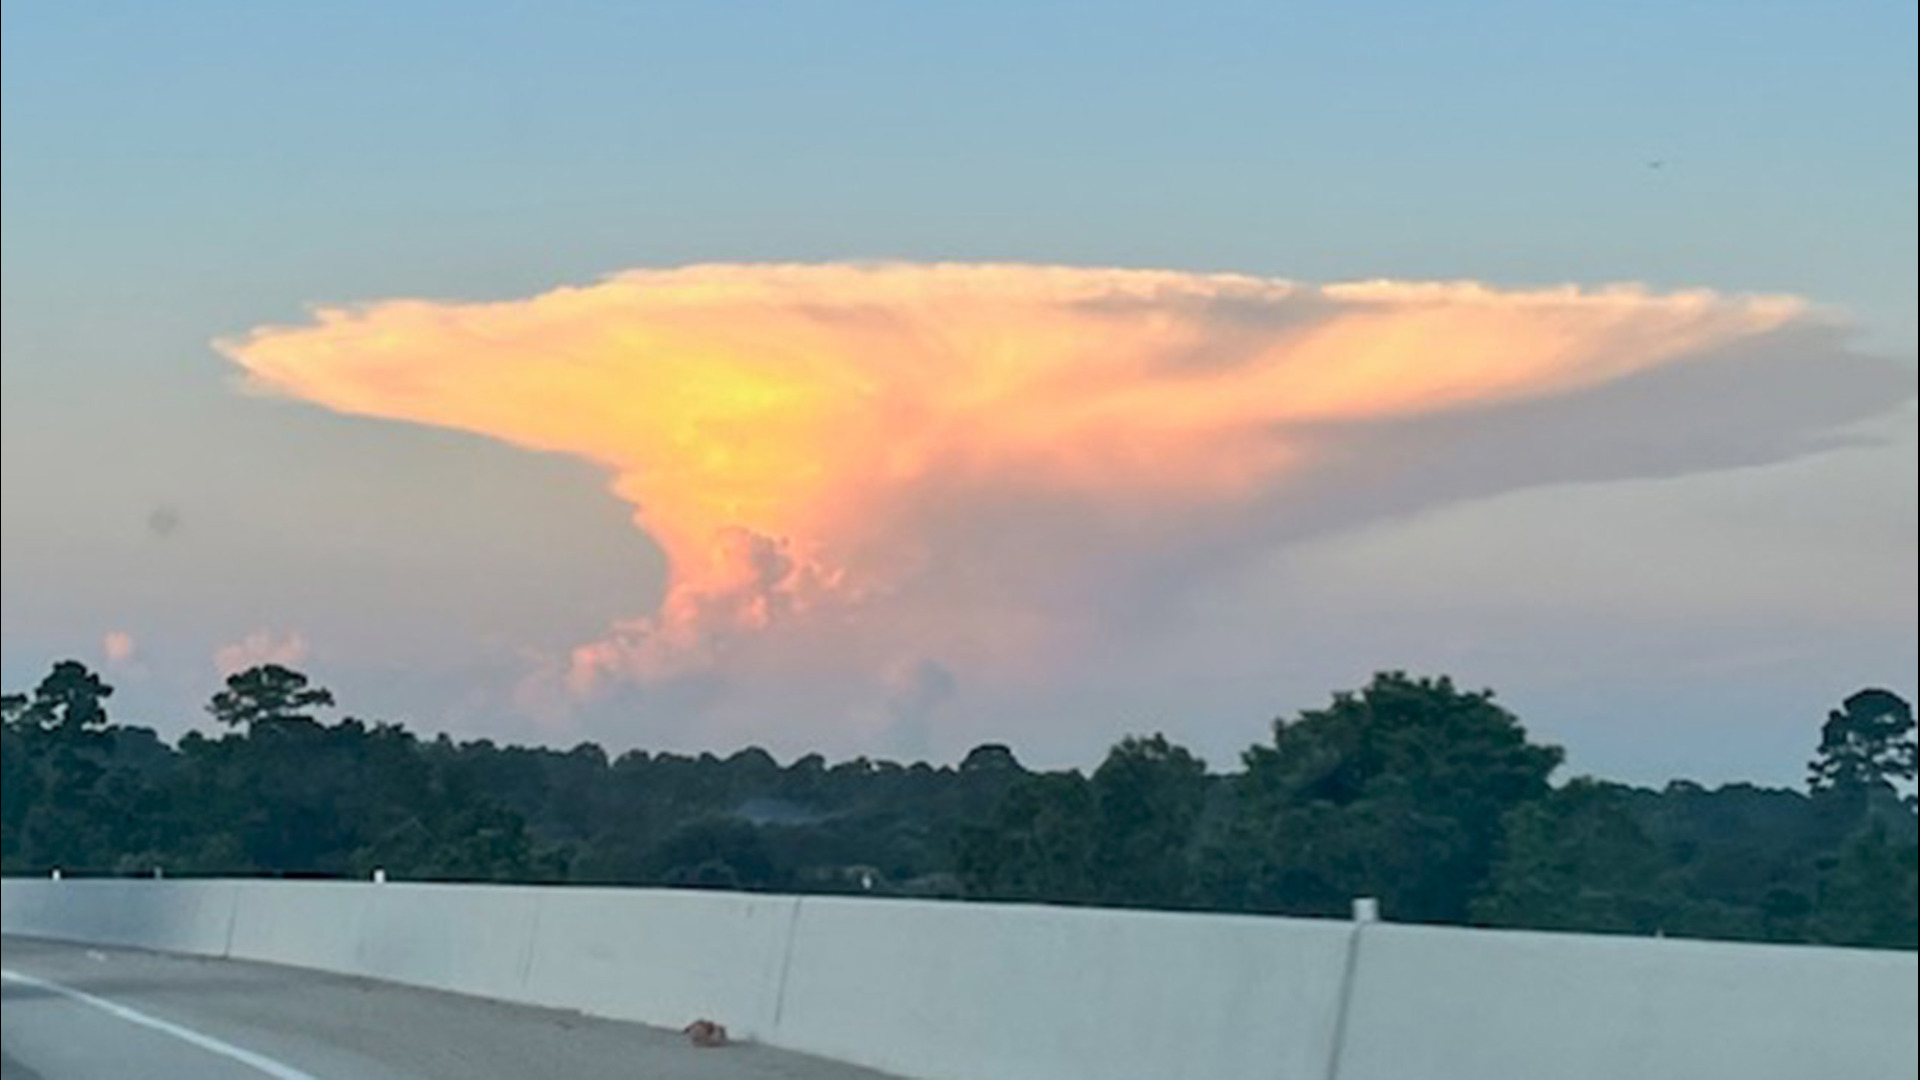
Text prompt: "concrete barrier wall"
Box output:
[[345, 881, 545, 1002], [4, 877, 1915, 1080], [103, 879, 239, 956], [225, 880, 371, 971], [519, 887, 797, 1039], [1338, 922, 1920, 1080], [771, 896, 1352, 1080], [223, 880, 547, 1003], [1, 878, 237, 956]]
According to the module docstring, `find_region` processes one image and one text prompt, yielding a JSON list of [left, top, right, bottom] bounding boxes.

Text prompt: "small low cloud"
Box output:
[[102, 630, 138, 666], [214, 629, 310, 676]]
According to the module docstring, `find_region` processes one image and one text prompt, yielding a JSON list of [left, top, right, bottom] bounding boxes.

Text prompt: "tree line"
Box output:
[[2, 662, 1913, 950]]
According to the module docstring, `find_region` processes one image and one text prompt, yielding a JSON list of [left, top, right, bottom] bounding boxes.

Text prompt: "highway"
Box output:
[[1, 937, 894, 1080]]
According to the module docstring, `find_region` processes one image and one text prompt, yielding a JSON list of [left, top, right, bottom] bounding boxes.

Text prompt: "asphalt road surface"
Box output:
[[1, 937, 896, 1080]]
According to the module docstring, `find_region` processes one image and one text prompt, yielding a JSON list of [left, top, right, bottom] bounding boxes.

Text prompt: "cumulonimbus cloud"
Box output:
[[218, 263, 1912, 719]]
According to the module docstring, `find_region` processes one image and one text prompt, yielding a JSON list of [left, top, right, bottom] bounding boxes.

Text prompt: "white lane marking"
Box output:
[[1, 966, 320, 1080]]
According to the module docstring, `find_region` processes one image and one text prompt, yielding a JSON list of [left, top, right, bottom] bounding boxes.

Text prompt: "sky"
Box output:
[[2, 0, 1915, 788]]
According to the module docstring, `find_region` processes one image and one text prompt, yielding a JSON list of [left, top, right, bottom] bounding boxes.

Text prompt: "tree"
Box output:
[[1219, 672, 1563, 922], [1472, 779, 1674, 935], [1090, 734, 1208, 907], [645, 817, 781, 889], [22, 661, 114, 734], [6, 662, 124, 870], [208, 665, 335, 731], [1619, 781, 1833, 944], [1808, 689, 1916, 807], [960, 744, 1022, 774], [1809, 821, 1920, 949], [1, 714, 32, 867], [956, 771, 1097, 903]]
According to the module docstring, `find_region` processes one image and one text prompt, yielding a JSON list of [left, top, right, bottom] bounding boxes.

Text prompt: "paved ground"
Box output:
[[1, 937, 896, 1080]]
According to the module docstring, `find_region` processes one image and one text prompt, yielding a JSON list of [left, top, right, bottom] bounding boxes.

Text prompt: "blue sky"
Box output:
[[3, 0, 1915, 785], [6, 1, 1915, 320]]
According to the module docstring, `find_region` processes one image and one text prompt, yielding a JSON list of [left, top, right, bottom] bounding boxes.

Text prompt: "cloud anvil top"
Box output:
[[213, 262, 1904, 727]]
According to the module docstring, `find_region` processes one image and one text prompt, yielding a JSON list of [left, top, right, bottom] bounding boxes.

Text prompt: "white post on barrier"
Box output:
[[1352, 896, 1380, 923], [372, 868, 387, 884], [50, 868, 61, 881]]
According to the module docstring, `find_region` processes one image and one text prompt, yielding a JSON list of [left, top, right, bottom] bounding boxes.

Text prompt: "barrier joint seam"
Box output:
[[221, 882, 240, 959], [769, 897, 805, 1031], [1320, 919, 1367, 1080]]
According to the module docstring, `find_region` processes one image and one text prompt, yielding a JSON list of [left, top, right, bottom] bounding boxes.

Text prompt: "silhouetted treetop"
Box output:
[[208, 665, 336, 731]]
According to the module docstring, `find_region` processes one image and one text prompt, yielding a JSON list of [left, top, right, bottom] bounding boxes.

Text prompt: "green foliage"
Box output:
[[1808, 689, 1917, 820], [645, 817, 782, 889], [1215, 672, 1563, 922], [1472, 779, 1673, 934], [957, 770, 1098, 903], [3, 662, 131, 872], [208, 665, 336, 731], [955, 733, 1211, 908], [23, 661, 114, 734], [1090, 735, 1209, 907], [1, 662, 1912, 951], [1810, 822, 1920, 950]]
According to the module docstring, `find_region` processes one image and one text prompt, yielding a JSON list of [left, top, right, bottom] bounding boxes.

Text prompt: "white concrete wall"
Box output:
[[344, 881, 546, 1002], [518, 887, 798, 1040], [4, 877, 1915, 1080], [224, 880, 550, 1003], [225, 879, 371, 970], [771, 896, 1352, 1080], [1337, 922, 1920, 1080], [1, 878, 237, 956]]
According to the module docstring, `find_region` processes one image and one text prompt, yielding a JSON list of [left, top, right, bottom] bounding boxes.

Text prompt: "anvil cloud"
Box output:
[[218, 263, 1907, 738]]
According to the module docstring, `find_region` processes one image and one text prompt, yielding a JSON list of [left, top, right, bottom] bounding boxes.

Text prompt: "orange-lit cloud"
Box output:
[[102, 630, 137, 666], [219, 263, 1825, 705], [214, 629, 310, 676]]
